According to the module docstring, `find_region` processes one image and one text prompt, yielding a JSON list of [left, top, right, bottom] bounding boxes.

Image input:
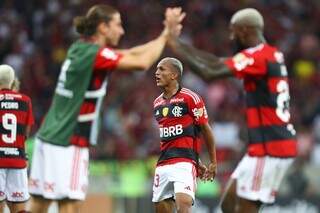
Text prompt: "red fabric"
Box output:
[[225, 44, 297, 158], [93, 47, 122, 71], [0, 89, 34, 168], [154, 88, 208, 165]]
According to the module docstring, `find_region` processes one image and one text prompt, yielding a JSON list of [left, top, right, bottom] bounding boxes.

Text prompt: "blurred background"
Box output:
[[1, 0, 320, 212]]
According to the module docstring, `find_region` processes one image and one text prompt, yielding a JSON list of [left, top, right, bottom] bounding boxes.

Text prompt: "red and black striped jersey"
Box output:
[[70, 47, 122, 147], [154, 87, 208, 166], [0, 89, 34, 168], [225, 43, 296, 158]]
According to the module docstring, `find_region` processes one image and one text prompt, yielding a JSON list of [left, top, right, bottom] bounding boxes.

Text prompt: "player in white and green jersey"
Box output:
[[29, 4, 186, 213]]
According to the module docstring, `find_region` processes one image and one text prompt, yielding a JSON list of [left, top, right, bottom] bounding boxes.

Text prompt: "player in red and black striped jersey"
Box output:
[[167, 7, 296, 213], [152, 57, 217, 213], [0, 65, 34, 213]]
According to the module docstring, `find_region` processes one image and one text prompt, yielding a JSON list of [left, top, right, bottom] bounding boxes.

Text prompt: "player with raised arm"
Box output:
[[0, 65, 34, 213], [168, 8, 296, 213], [28, 4, 185, 213], [152, 57, 217, 213]]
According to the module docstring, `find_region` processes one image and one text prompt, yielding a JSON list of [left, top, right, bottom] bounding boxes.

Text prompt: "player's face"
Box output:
[[155, 61, 177, 87], [230, 24, 247, 52], [102, 13, 125, 46]]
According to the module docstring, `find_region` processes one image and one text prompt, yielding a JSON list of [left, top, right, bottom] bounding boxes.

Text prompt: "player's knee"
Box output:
[[221, 197, 234, 213], [176, 198, 192, 212]]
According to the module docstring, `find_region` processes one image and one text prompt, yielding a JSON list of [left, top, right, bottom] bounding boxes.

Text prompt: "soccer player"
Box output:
[[152, 57, 217, 213], [0, 65, 34, 213], [28, 4, 185, 213], [168, 8, 297, 213]]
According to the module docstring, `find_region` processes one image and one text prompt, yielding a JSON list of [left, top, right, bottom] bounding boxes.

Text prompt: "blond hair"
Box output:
[[0, 64, 15, 89]]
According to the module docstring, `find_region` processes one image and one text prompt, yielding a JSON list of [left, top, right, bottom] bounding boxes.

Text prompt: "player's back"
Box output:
[[0, 89, 33, 168]]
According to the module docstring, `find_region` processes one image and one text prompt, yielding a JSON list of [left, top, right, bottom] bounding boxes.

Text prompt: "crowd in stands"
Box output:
[[1, 0, 320, 197]]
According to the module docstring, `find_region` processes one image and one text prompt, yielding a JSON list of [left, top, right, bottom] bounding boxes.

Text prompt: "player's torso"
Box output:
[[242, 45, 296, 157], [38, 41, 101, 146], [0, 90, 30, 168], [153, 89, 201, 165]]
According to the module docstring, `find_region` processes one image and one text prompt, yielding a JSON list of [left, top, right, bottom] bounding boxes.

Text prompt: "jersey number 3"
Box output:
[[1, 113, 17, 143]]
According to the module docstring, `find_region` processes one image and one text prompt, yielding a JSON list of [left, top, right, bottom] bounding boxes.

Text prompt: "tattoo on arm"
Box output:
[[170, 38, 232, 81]]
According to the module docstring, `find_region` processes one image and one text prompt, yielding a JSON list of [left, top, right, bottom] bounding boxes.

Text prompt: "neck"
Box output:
[[249, 32, 266, 47], [91, 34, 106, 47], [162, 83, 179, 99]]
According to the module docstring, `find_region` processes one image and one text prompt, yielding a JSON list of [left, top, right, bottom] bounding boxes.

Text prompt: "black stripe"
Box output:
[[154, 103, 189, 120], [0, 100, 28, 111], [246, 92, 277, 108], [268, 62, 286, 77], [73, 121, 91, 138], [160, 125, 199, 142], [158, 147, 198, 163], [248, 125, 295, 143], [0, 147, 26, 158], [0, 123, 26, 135]]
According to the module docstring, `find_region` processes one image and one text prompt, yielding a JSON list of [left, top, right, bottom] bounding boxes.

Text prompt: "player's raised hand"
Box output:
[[163, 7, 186, 38]]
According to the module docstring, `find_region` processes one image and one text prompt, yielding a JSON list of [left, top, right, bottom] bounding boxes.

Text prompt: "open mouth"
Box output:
[[156, 77, 161, 83]]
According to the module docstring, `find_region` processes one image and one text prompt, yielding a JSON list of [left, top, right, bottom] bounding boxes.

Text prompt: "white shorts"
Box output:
[[152, 162, 197, 203], [231, 154, 294, 203], [0, 168, 29, 202], [29, 138, 89, 200]]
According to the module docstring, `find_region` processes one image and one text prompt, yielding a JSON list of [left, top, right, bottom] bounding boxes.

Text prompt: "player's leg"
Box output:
[[58, 199, 81, 213], [6, 168, 30, 212], [172, 162, 196, 213], [0, 169, 7, 213], [236, 198, 261, 213], [6, 201, 28, 213], [29, 195, 52, 213], [220, 178, 237, 213], [0, 201, 5, 213], [175, 192, 192, 213], [154, 198, 175, 213], [152, 165, 176, 213], [29, 138, 52, 212]]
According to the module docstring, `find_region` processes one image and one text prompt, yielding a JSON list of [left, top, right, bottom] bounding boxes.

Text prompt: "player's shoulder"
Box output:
[[243, 43, 279, 56], [0, 90, 30, 102], [95, 45, 120, 62], [179, 88, 202, 104], [154, 93, 164, 107]]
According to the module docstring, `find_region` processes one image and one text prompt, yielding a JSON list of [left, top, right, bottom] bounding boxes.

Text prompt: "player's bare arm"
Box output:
[[115, 8, 185, 71], [169, 38, 232, 81], [199, 122, 217, 181]]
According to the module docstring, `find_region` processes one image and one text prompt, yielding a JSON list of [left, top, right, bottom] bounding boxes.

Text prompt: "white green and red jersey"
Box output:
[[154, 87, 208, 166], [224, 43, 296, 158], [38, 40, 122, 147]]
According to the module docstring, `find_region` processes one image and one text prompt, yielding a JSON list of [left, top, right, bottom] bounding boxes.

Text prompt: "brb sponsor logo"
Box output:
[[160, 124, 183, 138]]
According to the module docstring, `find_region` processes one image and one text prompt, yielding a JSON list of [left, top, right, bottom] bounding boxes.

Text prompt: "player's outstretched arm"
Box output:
[[116, 8, 185, 71], [169, 38, 232, 82], [199, 122, 217, 181]]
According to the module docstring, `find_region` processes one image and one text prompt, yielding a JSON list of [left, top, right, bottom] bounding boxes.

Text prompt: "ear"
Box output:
[[171, 72, 178, 80], [97, 22, 109, 34]]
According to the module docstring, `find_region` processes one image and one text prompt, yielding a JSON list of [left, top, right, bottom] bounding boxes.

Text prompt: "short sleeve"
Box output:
[[224, 49, 267, 79], [188, 94, 208, 125], [93, 47, 123, 71]]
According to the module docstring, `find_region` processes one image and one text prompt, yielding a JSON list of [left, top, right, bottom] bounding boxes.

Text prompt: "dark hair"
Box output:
[[73, 4, 118, 36]]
